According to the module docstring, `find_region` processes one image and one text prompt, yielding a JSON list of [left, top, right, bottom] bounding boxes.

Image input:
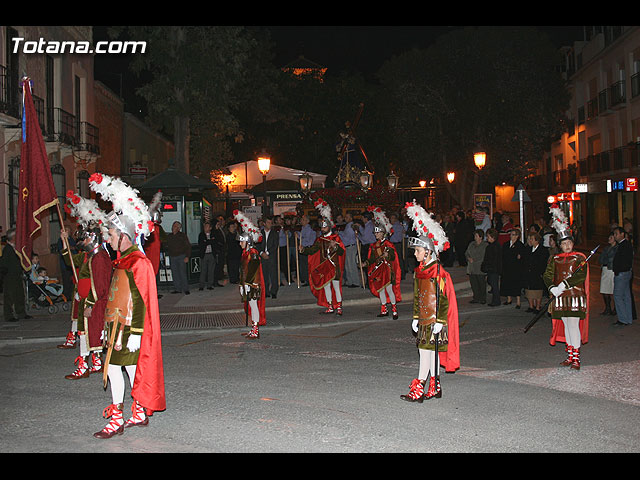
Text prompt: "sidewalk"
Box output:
[[0, 267, 473, 346]]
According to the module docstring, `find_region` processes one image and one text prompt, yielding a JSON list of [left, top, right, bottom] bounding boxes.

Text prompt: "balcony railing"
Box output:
[[77, 121, 100, 154], [632, 72, 640, 99], [609, 80, 626, 107]]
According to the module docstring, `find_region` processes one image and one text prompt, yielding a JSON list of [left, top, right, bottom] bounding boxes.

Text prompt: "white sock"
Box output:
[[108, 364, 125, 404], [332, 280, 342, 302], [386, 284, 396, 305]]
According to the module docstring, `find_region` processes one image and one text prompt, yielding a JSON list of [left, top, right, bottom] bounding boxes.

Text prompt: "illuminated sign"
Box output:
[[576, 183, 588, 193], [626, 177, 638, 192], [547, 192, 581, 203]]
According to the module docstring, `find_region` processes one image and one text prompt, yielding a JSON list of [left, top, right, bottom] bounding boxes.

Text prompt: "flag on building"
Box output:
[[15, 77, 59, 270]]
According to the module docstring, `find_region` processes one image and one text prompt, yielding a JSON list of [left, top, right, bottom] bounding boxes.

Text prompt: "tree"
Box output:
[[377, 26, 570, 208], [110, 26, 261, 175]]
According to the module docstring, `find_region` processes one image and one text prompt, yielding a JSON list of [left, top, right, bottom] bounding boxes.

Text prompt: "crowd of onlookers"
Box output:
[[3, 202, 635, 325], [161, 205, 636, 323]]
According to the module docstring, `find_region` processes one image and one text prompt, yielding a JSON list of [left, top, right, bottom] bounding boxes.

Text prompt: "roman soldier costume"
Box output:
[[362, 206, 402, 319], [61, 192, 112, 379], [89, 173, 166, 439], [234, 210, 266, 339], [401, 201, 460, 403], [301, 198, 345, 315], [542, 204, 589, 370]]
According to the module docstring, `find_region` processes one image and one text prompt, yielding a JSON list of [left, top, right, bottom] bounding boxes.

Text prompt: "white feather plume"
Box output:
[[88, 173, 152, 239], [404, 200, 450, 253], [65, 191, 110, 240], [549, 204, 569, 235], [233, 209, 262, 243], [368, 206, 392, 235], [314, 197, 333, 226]]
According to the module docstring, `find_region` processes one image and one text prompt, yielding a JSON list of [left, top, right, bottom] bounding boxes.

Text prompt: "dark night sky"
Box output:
[[93, 25, 587, 118]]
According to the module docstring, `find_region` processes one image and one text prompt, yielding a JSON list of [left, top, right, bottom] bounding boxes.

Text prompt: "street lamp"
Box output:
[[299, 171, 313, 194], [447, 171, 455, 183], [360, 169, 373, 190], [386, 171, 398, 192], [474, 150, 487, 170], [257, 151, 271, 217]]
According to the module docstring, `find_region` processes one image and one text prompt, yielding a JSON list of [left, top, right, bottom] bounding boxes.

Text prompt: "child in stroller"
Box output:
[[27, 253, 68, 313]]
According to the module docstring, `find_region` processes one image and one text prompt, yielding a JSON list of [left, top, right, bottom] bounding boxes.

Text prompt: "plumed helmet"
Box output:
[[404, 200, 450, 258], [549, 204, 573, 243]]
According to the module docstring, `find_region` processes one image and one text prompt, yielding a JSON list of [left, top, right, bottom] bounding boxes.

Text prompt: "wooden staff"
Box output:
[[295, 234, 300, 288], [57, 202, 78, 284], [355, 234, 366, 289], [286, 232, 291, 285]]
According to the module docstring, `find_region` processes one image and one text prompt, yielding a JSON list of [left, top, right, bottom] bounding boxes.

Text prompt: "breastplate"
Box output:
[[553, 254, 586, 311], [104, 268, 133, 326]]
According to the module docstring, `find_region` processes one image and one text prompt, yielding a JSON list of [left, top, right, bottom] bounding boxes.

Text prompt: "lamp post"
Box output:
[[257, 151, 271, 217], [447, 171, 455, 183], [221, 169, 234, 217]]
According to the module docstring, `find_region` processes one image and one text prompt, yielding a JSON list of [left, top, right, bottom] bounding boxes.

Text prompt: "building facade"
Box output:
[[1, 26, 99, 275], [530, 26, 640, 249]]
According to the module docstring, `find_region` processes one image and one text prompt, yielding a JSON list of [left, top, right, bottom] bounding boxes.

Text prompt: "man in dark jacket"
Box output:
[[612, 226, 633, 325], [260, 217, 280, 298], [0, 229, 31, 321], [482, 228, 502, 307], [198, 222, 216, 290]]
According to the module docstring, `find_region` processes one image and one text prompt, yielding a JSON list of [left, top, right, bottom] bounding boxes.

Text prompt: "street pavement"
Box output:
[[1, 263, 639, 453]]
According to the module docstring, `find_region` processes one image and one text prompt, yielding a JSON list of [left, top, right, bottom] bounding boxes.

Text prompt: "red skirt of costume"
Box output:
[[308, 234, 345, 308], [87, 249, 112, 349], [241, 248, 266, 326], [549, 253, 590, 347], [414, 262, 460, 373], [115, 250, 166, 414], [367, 240, 402, 303]]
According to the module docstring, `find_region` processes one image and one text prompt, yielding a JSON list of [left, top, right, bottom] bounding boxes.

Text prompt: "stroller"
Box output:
[[25, 271, 70, 314]]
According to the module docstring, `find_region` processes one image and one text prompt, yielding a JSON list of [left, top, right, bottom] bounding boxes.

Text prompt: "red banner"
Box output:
[[15, 77, 58, 270]]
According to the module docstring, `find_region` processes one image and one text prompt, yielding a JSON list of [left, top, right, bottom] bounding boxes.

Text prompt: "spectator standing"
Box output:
[[500, 228, 526, 309], [339, 212, 361, 288], [296, 214, 316, 286], [612, 226, 633, 325], [197, 222, 216, 290], [165, 221, 191, 295], [453, 211, 474, 267], [389, 213, 406, 280], [226, 221, 242, 284], [213, 217, 226, 286], [481, 228, 502, 307], [0, 228, 31, 321], [259, 217, 280, 298], [599, 232, 617, 315], [465, 229, 488, 304], [523, 232, 548, 313]]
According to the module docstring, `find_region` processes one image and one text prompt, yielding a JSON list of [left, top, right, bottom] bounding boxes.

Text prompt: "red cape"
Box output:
[[415, 262, 460, 372], [367, 240, 402, 303], [144, 226, 162, 275], [87, 249, 112, 349], [242, 248, 266, 326], [307, 233, 345, 308], [114, 249, 166, 414], [549, 251, 590, 346]]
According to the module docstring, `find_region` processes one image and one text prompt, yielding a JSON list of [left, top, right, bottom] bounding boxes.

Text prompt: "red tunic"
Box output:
[[366, 239, 402, 303], [113, 248, 166, 414], [241, 247, 266, 326], [414, 262, 460, 373], [306, 233, 345, 308]]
